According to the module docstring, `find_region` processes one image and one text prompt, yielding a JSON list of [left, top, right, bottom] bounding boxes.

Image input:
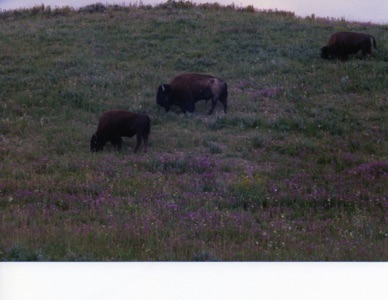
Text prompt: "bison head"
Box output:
[[90, 133, 102, 152], [320, 46, 331, 59], [156, 84, 172, 112]]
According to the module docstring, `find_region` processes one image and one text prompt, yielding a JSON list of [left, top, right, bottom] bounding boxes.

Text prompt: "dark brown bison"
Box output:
[[156, 73, 228, 115], [90, 110, 150, 153], [321, 32, 377, 60]]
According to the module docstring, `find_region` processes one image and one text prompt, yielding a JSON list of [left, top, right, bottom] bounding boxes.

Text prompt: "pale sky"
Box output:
[[0, 0, 387, 23]]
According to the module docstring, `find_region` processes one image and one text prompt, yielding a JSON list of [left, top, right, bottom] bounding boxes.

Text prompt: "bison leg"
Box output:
[[184, 100, 195, 114], [361, 45, 372, 57], [337, 47, 348, 61], [111, 136, 123, 151], [142, 134, 148, 153], [207, 98, 218, 115], [219, 96, 227, 114], [117, 138, 123, 150], [134, 134, 142, 153], [338, 52, 347, 61]]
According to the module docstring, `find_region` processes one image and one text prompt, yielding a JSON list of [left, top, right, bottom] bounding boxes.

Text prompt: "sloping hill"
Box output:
[[0, 2, 387, 260]]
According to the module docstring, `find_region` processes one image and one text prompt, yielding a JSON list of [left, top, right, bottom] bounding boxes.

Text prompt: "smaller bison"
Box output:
[[157, 73, 228, 115], [90, 110, 150, 153], [321, 32, 377, 60]]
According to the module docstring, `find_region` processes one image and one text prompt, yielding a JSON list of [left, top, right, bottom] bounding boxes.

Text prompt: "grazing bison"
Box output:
[[90, 110, 150, 153], [156, 73, 228, 115], [321, 32, 377, 60]]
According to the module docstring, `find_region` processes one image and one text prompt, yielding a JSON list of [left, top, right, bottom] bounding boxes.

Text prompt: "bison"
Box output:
[[156, 73, 228, 115], [321, 32, 377, 60], [90, 110, 150, 153]]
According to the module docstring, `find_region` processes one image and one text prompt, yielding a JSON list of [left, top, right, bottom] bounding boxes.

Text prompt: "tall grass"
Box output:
[[0, 1, 387, 261]]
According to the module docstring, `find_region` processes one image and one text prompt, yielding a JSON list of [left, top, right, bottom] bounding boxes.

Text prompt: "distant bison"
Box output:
[[157, 73, 228, 115], [321, 32, 377, 60], [90, 110, 150, 153]]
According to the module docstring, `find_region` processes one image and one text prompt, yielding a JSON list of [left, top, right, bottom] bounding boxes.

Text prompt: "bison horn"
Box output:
[[161, 85, 165, 92]]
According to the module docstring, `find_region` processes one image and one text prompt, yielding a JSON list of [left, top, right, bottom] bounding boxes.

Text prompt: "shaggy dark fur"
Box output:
[[90, 110, 150, 153], [156, 73, 228, 115], [321, 32, 377, 60]]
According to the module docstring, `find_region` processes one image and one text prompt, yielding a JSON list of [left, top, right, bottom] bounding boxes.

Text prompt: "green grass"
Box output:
[[0, 1, 387, 261]]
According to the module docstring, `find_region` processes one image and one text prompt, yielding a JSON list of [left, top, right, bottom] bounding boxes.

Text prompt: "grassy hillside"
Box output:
[[0, 1, 387, 261]]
